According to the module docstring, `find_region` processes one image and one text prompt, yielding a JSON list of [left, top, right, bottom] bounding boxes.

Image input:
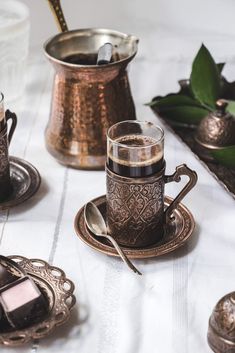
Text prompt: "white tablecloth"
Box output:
[[1, 49, 235, 353]]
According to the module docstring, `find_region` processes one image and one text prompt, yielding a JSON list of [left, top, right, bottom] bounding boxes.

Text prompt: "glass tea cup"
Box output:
[[107, 120, 164, 177], [106, 120, 197, 248], [0, 0, 30, 102]]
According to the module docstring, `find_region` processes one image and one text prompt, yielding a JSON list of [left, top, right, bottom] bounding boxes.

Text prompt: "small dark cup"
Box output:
[[0, 94, 17, 202], [106, 121, 197, 248]]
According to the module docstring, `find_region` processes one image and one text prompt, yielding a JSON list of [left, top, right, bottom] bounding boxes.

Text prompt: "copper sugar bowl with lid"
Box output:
[[195, 99, 235, 149], [44, 28, 138, 169], [208, 291, 235, 352]]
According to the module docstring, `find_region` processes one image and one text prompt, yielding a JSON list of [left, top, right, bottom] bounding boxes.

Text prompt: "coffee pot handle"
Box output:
[[164, 164, 197, 222], [5, 110, 17, 145]]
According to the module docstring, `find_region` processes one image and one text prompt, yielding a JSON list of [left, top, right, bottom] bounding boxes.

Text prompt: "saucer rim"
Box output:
[[0, 156, 41, 210], [74, 195, 195, 259]]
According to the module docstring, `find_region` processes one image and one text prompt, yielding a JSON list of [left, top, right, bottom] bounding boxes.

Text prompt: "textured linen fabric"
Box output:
[[0, 47, 234, 353]]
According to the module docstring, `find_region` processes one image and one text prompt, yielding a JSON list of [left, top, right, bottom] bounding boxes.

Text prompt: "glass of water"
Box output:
[[0, 0, 30, 102]]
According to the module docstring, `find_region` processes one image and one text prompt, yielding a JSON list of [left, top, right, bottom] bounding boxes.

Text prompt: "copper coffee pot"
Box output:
[[44, 28, 138, 169]]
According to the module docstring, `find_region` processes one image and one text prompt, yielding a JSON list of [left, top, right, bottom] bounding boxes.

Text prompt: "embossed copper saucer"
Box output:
[[0, 156, 41, 210], [0, 256, 76, 346], [74, 195, 195, 259]]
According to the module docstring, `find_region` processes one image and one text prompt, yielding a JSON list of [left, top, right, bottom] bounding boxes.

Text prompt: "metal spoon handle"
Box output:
[[46, 0, 68, 32], [104, 234, 142, 275]]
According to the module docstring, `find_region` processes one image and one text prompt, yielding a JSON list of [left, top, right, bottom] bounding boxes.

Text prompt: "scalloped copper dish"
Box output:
[[0, 256, 76, 346], [74, 195, 195, 259]]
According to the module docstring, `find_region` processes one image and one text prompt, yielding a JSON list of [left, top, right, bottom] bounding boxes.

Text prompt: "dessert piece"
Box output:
[[0, 276, 47, 329]]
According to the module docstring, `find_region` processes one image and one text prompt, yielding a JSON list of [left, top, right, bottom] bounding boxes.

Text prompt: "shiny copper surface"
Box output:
[[106, 163, 197, 248], [196, 99, 235, 149], [74, 195, 195, 259], [44, 28, 138, 169], [208, 291, 235, 352]]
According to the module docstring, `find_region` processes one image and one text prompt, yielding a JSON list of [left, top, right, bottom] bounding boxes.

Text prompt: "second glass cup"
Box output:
[[106, 120, 197, 248]]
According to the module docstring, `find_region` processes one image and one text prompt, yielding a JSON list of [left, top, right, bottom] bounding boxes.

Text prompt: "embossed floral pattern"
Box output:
[[0, 129, 11, 201], [107, 171, 165, 247], [0, 130, 9, 177]]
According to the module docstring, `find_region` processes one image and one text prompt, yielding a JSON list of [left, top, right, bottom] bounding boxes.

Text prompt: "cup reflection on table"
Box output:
[[106, 120, 197, 248]]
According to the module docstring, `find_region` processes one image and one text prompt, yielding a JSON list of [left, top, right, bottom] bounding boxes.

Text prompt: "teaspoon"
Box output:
[[84, 202, 142, 276]]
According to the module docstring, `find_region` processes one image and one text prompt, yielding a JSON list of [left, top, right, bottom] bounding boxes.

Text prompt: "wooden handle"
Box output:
[[46, 0, 68, 32]]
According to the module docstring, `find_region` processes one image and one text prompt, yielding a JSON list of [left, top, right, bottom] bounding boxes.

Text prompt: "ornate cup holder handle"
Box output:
[[164, 164, 198, 223], [5, 110, 17, 145]]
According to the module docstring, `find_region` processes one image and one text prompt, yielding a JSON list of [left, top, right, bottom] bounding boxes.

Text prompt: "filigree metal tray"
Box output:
[[0, 256, 76, 346], [151, 108, 235, 199]]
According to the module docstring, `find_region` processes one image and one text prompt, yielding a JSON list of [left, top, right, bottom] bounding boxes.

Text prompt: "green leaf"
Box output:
[[155, 105, 208, 124], [217, 62, 225, 74], [227, 100, 235, 115], [190, 44, 221, 108], [147, 94, 202, 108], [211, 146, 235, 168]]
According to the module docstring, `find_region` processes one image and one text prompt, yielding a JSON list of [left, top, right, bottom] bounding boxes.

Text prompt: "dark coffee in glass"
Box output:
[[107, 121, 164, 177]]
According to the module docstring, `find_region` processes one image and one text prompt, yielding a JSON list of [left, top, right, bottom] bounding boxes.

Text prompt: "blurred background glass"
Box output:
[[0, 0, 30, 103]]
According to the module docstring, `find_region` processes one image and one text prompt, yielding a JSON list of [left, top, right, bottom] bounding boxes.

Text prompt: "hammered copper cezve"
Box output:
[[44, 28, 138, 169]]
